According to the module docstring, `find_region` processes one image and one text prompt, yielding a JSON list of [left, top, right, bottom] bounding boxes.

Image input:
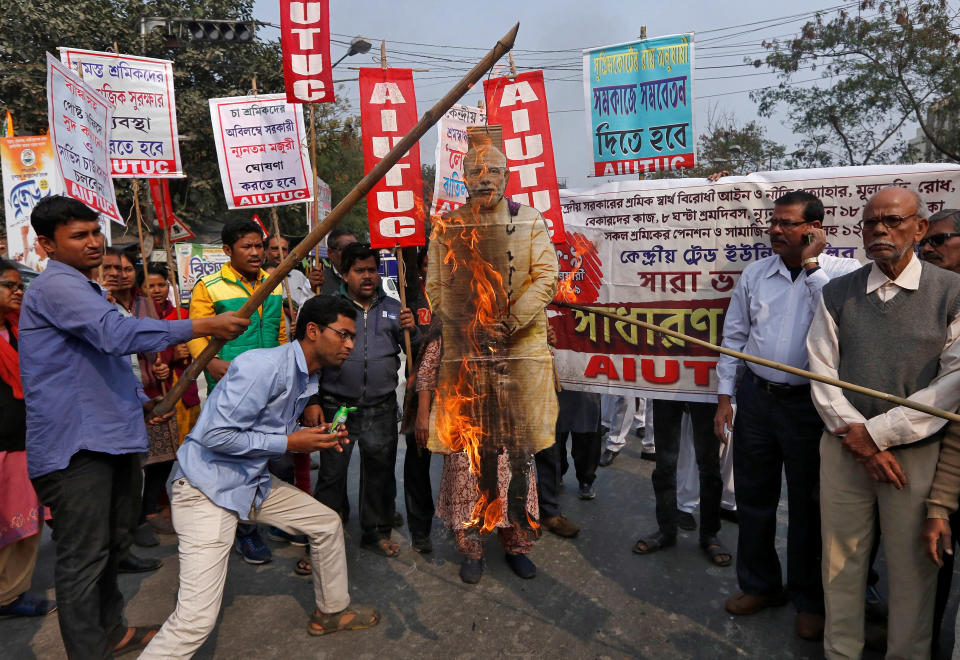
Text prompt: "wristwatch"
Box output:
[[802, 257, 819, 267]]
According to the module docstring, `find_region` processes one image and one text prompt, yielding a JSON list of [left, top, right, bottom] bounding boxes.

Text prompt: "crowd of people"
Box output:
[[3, 145, 960, 660]]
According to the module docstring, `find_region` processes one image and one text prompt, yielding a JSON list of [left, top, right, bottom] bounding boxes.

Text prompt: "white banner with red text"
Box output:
[[485, 70, 565, 243], [430, 103, 485, 217], [46, 53, 121, 223], [59, 48, 183, 178], [209, 94, 313, 210], [359, 68, 425, 249], [550, 164, 960, 402]]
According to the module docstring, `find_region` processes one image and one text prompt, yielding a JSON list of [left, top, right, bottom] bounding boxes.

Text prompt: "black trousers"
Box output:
[[140, 460, 173, 520], [402, 434, 434, 539], [651, 400, 721, 538], [732, 372, 824, 614], [315, 396, 398, 544], [31, 450, 142, 659], [536, 430, 602, 519]]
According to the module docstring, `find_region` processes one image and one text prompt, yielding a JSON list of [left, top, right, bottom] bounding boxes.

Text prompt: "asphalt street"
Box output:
[[6, 439, 958, 659]]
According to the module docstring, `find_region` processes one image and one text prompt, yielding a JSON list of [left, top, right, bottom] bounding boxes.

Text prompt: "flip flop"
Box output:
[[632, 530, 676, 555], [700, 535, 733, 567], [111, 626, 159, 657], [294, 557, 312, 576], [307, 605, 380, 636], [361, 538, 400, 558]]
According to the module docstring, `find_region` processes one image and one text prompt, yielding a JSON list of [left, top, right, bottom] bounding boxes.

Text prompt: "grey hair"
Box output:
[[929, 209, 960, 233]]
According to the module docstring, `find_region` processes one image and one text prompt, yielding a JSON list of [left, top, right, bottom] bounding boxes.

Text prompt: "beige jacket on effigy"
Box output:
[[425, 198, 559, 455]]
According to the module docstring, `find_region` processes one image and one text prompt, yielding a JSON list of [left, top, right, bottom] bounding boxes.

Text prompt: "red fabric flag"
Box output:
[[148, 179, 194, 243], [483, 71, 565, 243], [280, 0, 334, 104], [359, 68, 425, 249]]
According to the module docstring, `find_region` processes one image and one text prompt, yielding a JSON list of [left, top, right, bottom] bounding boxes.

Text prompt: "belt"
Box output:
[[749, 371, 810, 396]]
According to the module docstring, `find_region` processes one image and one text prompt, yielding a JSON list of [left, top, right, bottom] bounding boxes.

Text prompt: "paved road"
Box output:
[[7, 441, 956, 658]]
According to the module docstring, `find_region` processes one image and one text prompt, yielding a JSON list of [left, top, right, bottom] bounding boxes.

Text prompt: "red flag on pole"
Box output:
[[280, 0, 335, 104], [359, 68, 425, 249], [483, 70, 565, 243], [148, 179, 194, 243]]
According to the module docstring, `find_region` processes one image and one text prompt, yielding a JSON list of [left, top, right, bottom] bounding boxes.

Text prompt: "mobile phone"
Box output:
[[804, 233, 815, 245]]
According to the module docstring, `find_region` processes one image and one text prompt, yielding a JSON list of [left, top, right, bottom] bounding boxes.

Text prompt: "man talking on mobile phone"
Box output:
[[142, 295, 380, 658], [712, 190, 861, 641]]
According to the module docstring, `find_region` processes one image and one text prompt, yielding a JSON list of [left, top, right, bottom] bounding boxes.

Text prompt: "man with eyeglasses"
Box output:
[[320, 228, 358, 296], [716, 190, 860, 641], [807, 187, 960, 658]]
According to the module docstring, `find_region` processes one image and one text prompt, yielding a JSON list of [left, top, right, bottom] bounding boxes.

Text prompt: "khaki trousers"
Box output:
[[142, 476, 350, 659], [820, 431, 940, 660], [0, 532, 41, 606]]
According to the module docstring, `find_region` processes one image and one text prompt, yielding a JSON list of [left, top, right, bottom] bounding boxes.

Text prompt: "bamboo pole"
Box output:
[[554, 300, 960, 424], [270, 207, 297, 325], [152, 22, 522, 417]]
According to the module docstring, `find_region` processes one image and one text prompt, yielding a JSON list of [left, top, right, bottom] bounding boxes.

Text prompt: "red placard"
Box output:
[[483, 71, 565, 244], [280, 0, 334, 104], [359, 68, 425, 249], [148, 179, 194, 243]]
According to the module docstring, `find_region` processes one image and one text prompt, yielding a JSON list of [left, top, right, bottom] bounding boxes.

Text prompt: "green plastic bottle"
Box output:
[[330, 405, 358, 432]]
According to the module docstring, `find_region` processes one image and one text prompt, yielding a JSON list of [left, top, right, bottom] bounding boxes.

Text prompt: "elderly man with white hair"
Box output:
[[807, 186, 960, 659]]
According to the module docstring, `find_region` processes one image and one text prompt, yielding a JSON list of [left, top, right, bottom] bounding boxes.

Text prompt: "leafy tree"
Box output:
[[750, 0, 960, 166], [0, 0, 367, 241]]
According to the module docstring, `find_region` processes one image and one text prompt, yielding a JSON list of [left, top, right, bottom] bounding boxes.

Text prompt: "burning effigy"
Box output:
[[425, 125, 559, 581]]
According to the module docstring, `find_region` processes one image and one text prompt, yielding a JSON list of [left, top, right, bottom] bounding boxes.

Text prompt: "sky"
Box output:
[[251, 0, 907, 188]]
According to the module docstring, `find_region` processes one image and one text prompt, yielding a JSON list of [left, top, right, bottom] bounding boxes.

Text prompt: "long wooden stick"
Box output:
[[395, 247, 413, 375], [270, 207, 297, 325], [554, 300, 960, 424], [153, 22, 521, 417]]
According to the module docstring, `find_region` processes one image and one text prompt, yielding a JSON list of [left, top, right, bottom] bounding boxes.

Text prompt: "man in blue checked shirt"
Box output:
[[141, 295, 379, 657], [19, 196, 249, 659]]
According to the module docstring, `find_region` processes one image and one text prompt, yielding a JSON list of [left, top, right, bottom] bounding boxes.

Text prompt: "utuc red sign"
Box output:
[[483, 70, 565, 243], [280, 0, 334, 104], [359, 68, 425, 249]]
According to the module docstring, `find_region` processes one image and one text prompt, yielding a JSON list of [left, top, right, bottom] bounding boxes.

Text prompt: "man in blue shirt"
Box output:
[[141, 295, 379, 657], [20, 196, 249, 659]]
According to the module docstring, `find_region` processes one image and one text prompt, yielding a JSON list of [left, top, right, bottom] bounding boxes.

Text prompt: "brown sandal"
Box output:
[[294, 557, 312, 576], [307, 605, 380, 636]]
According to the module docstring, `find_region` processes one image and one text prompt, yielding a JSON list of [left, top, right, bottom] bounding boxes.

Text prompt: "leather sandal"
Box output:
[[307, 605, 380, 636], [700, 535, 732, 566], [632, 530, 676, 555]]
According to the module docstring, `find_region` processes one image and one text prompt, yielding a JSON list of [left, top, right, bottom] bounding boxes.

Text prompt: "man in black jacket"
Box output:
[[314, 243, 415, 557]]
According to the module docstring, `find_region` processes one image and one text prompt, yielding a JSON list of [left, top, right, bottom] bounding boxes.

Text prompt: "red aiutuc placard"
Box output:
[[280, 0, 334, 104], [359, 68, 425, 248], [484, 70, 565, 243]]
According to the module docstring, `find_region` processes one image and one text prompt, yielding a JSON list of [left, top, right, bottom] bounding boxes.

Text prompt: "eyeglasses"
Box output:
[[767, 218, 812, 229], [0, 280, 24, 292], [859, 214, 916, 231], [919, 232, 960, 248], [321, 325, 355, 343]]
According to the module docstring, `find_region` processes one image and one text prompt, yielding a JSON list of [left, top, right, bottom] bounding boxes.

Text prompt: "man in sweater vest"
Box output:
[[808, 187, 960, 659], [189, 218, 286, 565]]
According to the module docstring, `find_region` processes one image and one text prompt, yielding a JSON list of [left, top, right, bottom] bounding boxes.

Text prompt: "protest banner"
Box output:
[[59, 48, 183, 178], [429, 103, 485, 217], [280, 0, 334, 103], [359, 68, 425, 249], [175, 242, 231, 304], [582, 33, 694, 177], [46, 53, 121, 223], [209, 94, 313, 209], [148, 179, 194, 242], [484, 70, 565, 242], [550, 164, 960, 402], [315, 176, 332, 221], [1, 135, 63, 269]]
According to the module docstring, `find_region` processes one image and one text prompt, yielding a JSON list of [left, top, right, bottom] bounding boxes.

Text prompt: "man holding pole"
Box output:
[[19, 196, 249, 659], [188, 218, 286, 565], [713, 190, 860, 640], [808, 186, 960, 659]]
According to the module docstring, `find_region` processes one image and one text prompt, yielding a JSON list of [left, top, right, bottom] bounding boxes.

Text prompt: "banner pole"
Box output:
[[152, 22, 521, 417], [553, 299, 960, 424]]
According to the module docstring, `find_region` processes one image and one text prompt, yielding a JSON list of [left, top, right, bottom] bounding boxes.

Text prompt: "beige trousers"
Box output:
[[0, 531, 41, 606], [820, 431, 940, 660], [142, 476, 350, 659]]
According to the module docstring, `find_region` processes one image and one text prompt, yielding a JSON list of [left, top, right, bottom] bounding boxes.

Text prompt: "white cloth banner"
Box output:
[[551, 163, 960, 402], [430, 103, 485, 217], [46, 52, 121, 224], [59, 48, 183, 178], [209, 94, 313, 209]]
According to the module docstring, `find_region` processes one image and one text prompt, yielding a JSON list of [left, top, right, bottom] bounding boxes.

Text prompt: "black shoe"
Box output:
[[578, 483, 597, 500], [598, 449, 619, 467], [459, 557, 483, 584], [118, 552, 162, 574], [412, 535, 433, 554], [719, 508, 739, 524], [132, 524, 158, 548], [640, 451, 657, 462], [677, 510, 697, 531], [504, 553, 537, 579], [392, 512, 404, 529]]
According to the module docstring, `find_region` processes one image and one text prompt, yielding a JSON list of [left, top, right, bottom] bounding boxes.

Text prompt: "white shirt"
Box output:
[[807, 254, 960, 450], [717, 253, 862, 396], [283, 269, 314, 308]]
